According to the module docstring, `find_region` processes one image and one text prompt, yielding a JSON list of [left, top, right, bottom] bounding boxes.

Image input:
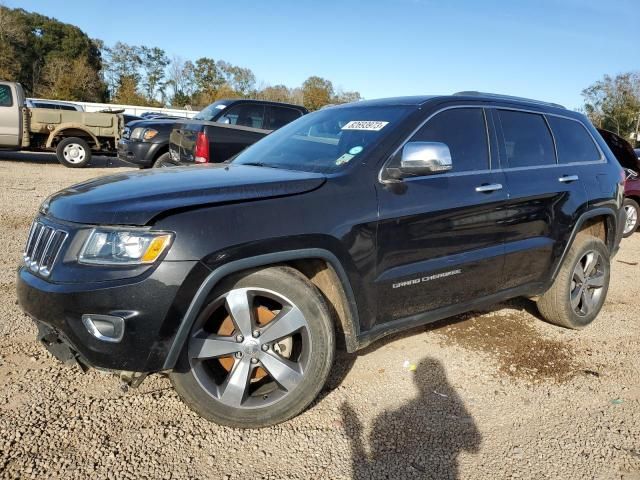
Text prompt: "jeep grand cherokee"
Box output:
[[17, 92, 625, 428]]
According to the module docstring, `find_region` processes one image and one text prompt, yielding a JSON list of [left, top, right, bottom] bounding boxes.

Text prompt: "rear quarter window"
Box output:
[[0, 85, 13, 107], [547, 116, 601, 163]]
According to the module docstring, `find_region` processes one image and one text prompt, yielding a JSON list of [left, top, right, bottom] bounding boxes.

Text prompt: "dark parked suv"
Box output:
[[17, 92, 625, 428]]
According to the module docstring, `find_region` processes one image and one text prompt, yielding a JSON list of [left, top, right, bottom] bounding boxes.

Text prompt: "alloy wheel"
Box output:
[[570, 250, 606, 317], [624, 204, 638, 235], [188, 287, 311, 409]]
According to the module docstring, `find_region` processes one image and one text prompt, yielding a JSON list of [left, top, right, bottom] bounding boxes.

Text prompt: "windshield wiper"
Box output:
[[240, 162, 280, 169]]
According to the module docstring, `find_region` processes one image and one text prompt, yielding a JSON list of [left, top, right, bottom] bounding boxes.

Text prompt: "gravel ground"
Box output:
[[1, 153, 639, 480]]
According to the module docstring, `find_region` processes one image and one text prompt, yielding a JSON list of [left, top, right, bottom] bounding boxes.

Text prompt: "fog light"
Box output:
[[82, 314, 125, 343]]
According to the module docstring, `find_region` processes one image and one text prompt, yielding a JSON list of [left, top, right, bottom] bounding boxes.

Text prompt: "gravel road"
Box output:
[[1, 153, 639, 479]]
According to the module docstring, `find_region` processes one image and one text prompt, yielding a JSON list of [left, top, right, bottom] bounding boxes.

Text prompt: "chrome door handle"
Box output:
[[559, 175, 579, 183], [475, 183, 503, 193]]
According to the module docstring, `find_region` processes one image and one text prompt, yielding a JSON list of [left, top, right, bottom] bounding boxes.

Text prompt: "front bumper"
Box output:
[[17, 260, 210, 372], [117, 138, 164, 167]]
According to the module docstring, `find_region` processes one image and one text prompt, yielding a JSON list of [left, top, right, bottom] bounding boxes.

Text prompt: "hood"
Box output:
[[597, 128, 640, 172], [46, 164, 326, 225], [126, 118, 186, 129]]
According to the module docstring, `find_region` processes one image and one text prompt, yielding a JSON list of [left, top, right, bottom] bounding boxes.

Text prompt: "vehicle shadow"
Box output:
[[0, 151, 132, 168], [340, 357, 481, 480]]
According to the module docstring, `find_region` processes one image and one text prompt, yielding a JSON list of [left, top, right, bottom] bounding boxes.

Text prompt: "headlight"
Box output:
[[79, 229, 173, 265], [130, 127, 158, 141]]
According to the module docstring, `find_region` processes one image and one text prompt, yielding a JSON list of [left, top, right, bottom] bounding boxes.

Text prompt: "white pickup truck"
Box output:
[[0, 81, 123, 167]]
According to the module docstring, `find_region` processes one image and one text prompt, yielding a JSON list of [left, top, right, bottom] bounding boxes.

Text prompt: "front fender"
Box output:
[[162, 248, 361, 369]]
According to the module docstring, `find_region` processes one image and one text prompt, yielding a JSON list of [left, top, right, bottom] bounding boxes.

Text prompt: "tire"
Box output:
[[169, 266, 335, 428], [153, 152, 177, 168], [56, 137, 92, 168], [622, 198, 639, 238], [536, 234, 610, 329]]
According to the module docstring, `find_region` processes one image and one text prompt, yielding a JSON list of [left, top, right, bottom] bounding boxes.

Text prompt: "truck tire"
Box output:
[[169, 266, 335, 428], [622, 198, 639, 237], [56, 137, 92, 168], [152, 152, 178, 168], [536, 234, 610, 329]]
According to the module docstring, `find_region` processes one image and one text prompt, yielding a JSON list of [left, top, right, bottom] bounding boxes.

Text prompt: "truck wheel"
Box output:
[[169, 266, 335, 428], [536, 234, 610, 329], [56, 137, 92, 168], [153, 153, 177, 168], [622, 198, 639, 237]]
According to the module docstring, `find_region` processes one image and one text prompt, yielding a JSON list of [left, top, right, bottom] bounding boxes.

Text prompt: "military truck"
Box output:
[[0, 81, 123, 168]]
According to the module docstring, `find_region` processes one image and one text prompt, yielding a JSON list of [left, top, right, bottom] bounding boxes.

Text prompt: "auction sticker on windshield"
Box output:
[[341, 121, 389, 131]]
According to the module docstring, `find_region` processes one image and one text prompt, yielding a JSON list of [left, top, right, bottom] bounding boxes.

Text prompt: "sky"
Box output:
[[8, 0, 637, 110]]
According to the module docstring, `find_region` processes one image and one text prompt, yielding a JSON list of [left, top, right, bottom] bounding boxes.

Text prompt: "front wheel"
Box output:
[[153, 152, 178, 168], [169, 266, 335, 428], [536, 234, 610, 329], [56, 137, 92, 168], [623, 198, 639, 238]]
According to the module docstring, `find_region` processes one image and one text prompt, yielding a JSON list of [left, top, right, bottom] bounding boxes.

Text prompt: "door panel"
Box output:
[[0, 83, 19, 147], [493, 109, 589, 289], [375, 172, 508, 323]]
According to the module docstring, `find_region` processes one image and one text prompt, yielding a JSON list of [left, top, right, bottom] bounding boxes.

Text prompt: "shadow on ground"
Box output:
[[0, 151, 132, 168], [341, 357, 481, 479]]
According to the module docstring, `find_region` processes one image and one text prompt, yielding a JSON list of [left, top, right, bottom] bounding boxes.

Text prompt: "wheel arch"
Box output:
[[162, 248, 361, 370], [550, 208, 619, 283], [46, 125, 100, 149]]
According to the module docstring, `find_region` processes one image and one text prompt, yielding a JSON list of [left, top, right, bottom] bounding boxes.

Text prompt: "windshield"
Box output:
[[232, 105, 413, 173], [193, 101, 229, 121]]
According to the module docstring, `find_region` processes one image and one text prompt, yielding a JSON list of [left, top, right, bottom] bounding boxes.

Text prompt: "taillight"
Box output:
[[194, 132, 209, 163]]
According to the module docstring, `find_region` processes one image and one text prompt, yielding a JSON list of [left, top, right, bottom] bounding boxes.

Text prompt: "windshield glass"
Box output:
[[232, 105, 413, 173], [193, 101, 228, 121]]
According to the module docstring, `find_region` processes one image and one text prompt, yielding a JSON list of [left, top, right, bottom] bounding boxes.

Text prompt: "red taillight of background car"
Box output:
[[194, 132, 209, 163]]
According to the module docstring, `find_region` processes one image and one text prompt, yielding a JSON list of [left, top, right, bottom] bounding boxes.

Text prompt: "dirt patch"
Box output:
[[427, 309, 579, 382], [0, 212, 32, 230]]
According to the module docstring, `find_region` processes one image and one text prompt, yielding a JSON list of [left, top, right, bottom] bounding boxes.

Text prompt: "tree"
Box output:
[[167, 57, 196, 107], [333, 89, 362, 105], [36, 56, 104, 101], [140, 46, 169, 102], [0, 7, 26, 83], [257, 84, 293, 103], [102, 42, 143, 99], [113, 75, 150, 105], [194, 57, 224, 94], [302, 76, 334, 111], [582, 72, 640, 140], [0, 6, 105, 99], [218, 61, 256, 96]]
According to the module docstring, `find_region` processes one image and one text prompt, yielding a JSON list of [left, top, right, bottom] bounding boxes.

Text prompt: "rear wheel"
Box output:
[[536, 234, 610, 329], [623, 198, 639, 237], [170, 266, 335, 428], [56, 137, 92, 168]]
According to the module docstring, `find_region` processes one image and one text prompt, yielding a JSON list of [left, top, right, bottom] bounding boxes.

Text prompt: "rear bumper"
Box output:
[[17, 260, 209, 372], [117, 138, 165, 167]]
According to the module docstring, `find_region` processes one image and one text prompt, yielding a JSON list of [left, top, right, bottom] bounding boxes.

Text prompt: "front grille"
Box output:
[[122, 126, 131, 139], [23, 220, 68, 277]]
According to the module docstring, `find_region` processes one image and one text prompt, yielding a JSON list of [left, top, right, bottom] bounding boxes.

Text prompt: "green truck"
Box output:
[[0, 81, 123, 167]]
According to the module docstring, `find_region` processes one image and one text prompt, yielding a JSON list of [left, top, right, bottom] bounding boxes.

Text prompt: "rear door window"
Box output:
[[498, 110, 556, 168], [0, 85, 13, 107], [266, 106, 302, 130], [547, 116, 601, 163], [409, 107, 489, 172], [217, 104, 265, 129]]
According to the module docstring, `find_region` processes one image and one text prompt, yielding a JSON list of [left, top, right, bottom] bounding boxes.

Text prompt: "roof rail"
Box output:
[[453, 91, 566, 109]]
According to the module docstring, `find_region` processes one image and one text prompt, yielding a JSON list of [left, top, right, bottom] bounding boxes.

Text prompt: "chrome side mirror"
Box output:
[[399, 142, 452, 176]]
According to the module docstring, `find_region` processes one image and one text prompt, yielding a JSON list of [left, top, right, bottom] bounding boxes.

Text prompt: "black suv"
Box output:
[[17, 92, 625, 428]]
